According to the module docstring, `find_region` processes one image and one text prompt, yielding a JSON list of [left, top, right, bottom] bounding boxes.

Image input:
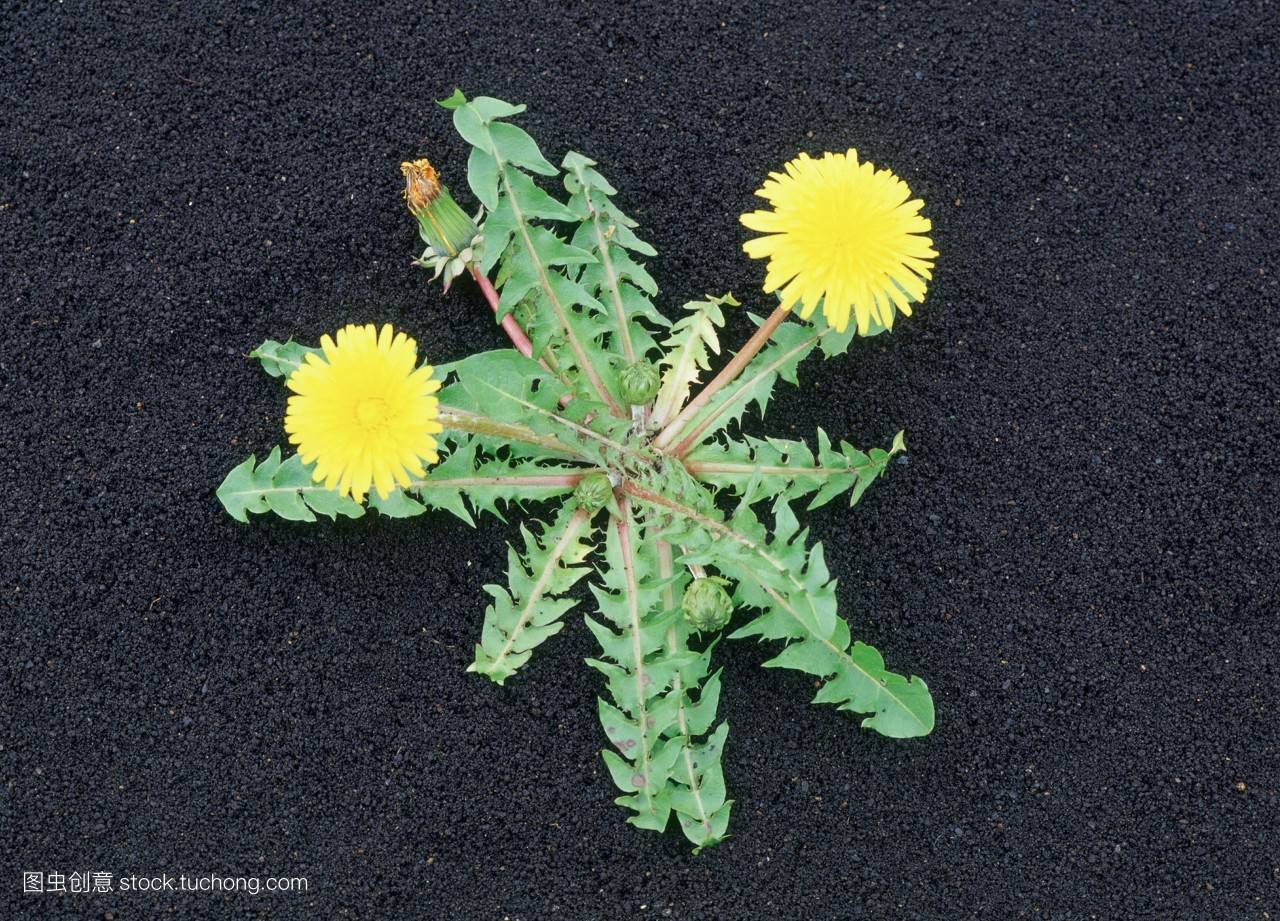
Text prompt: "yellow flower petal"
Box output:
[[740, 149, 935, 335], [284, 322, 443, 503]]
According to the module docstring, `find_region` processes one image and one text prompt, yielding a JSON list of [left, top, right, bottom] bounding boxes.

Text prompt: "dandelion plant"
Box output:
[[218, 90, 937, 851]]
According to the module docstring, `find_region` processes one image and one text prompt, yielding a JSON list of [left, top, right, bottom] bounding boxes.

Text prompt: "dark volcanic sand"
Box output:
[[4, 2, 1278, 919]]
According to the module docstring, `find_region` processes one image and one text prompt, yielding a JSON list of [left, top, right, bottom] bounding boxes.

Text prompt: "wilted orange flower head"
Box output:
[[401, 158, 442, 216]]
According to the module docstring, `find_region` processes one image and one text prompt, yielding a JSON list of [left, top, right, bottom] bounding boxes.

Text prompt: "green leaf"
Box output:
[[585, 507, 680, 833], [412, 435, 595, 524], [452, 103, 494, 153], [722, 503, 932, 737], [439, 349, 570, 425], [561, 150, 617, 195], [489, 121, 557, 176], [440, 348, 641, 470], [649, 294, 737, 429], [634, 490, 934, 739], [449, 97, 631, 414], [367, 488, 426, 518], [249, 339, 319, 379], [470, 95, 526, 120], [686, 428, 906, 510], [670, 722, 732, 853], [561, 150, 666, 366], [467, 146, 500, 211], [469, 506, 596, 684], [584, 505, 732, 848], [660, 609, 731, 850], [505, 171, 581, 224], [216, 448, 364, 523], [437, 87, 468, 109]]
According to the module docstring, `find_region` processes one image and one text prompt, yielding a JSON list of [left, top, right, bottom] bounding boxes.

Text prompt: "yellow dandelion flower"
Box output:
[[284, 323, 443, 503], [741, 149, 937, 334]]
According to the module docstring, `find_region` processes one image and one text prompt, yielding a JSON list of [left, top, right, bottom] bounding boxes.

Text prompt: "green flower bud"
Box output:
[[573, 473, 613, 513], [618, 359, 660, 405], [401, 158, 480, 258], [681, 577, 734, 632]]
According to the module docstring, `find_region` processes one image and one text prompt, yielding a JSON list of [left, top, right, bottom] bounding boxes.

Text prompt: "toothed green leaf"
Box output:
[[249, 339, 319, 379], [439, 348, 635, 469], [634, 491, 934, 739], [586, 506, 730, 848], [687, 428, 906, 509], [411, 437, 593, 525], [469, 506, 596, 684], [663, 316, 822, 452], [649, 293, 737, 429], [562, 150, 666, 365], [366, 488, 426, 518], [216, 448, 365, 523]]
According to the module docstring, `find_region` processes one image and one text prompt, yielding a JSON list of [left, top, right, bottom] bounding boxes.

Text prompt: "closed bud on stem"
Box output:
[[618, 359, 660, 405], [573, 473, 613, 513], [682, 577, 734, 632], [401, 158, 481, 260]]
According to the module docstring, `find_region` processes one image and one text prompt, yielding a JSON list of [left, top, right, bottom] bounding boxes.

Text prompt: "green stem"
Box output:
[[408, 472, 593, 490], [437, 406, 582, 459]]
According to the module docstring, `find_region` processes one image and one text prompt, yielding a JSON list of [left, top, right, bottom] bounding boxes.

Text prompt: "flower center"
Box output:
[[354, 396, 390, 430]]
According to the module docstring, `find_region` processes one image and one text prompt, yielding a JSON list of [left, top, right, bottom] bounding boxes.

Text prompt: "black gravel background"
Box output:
[[4, 2, 1278, 919]]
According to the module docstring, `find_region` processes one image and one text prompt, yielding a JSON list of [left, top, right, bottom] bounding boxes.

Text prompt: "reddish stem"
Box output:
[[468, 264, 582, 410], [470, 264, 533, 358], [653, 304, 790, 453], [415, 473, 590, 489]]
